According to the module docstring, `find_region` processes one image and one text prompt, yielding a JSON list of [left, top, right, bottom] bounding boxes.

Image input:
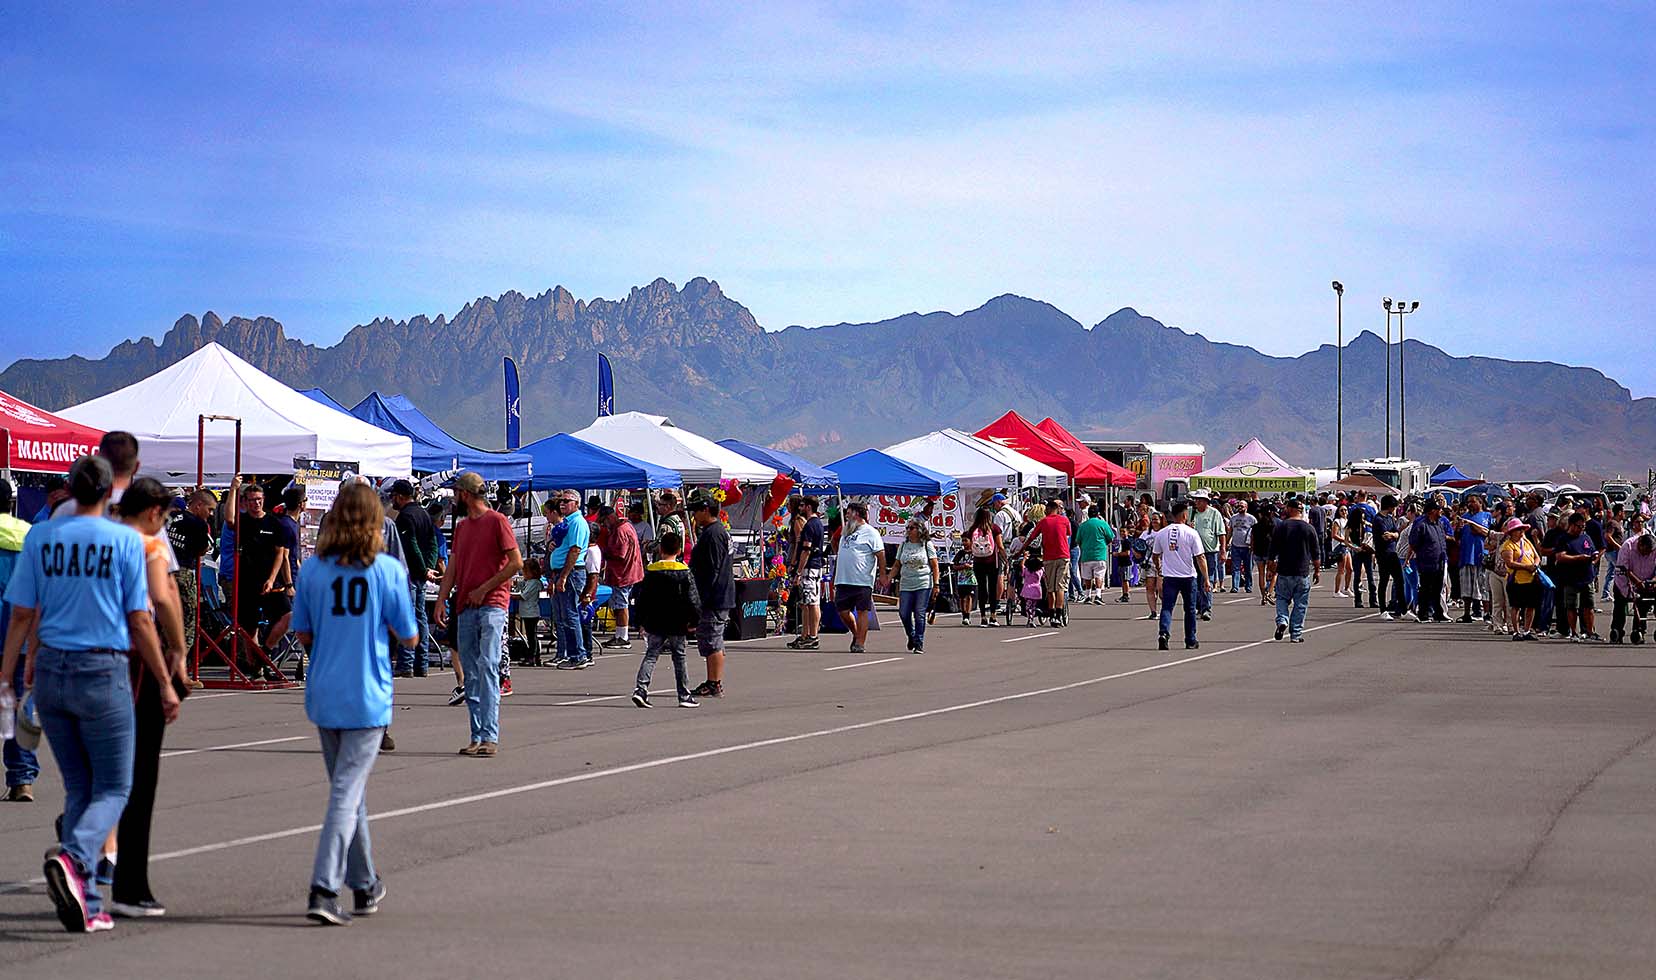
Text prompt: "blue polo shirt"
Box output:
[[5, 513, 149, 651], [547, 513, 590, 571], [292, 554, 417, 730]]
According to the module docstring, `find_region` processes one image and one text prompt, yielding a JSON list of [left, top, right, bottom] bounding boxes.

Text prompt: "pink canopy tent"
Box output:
[[1189, 438, 1316, 494]]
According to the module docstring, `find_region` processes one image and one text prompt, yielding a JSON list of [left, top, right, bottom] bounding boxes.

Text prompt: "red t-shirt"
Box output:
[[1032, 514, 1073, 559], [601, 520, 644, 588], [451, 509, 517, 611]]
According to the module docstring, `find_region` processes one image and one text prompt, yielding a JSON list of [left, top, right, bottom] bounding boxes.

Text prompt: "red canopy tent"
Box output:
[[974, 411, 1132, 486], [0, 388, 105, 474], [1035, 417, 1138, 487]]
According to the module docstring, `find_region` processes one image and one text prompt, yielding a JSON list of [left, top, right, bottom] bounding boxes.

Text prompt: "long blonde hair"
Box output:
[[317, 482, 384, 566]]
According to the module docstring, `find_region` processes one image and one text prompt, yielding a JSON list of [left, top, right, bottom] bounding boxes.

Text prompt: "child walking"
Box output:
[[630, 531, 701, 709]]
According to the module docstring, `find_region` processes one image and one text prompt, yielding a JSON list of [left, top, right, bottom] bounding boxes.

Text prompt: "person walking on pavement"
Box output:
[[787, 496, 828, 649], [598, 505, 644, 651], [630, 530, 701, 708], [1408, 498, 1451, 623], [834, 500, 889, 652], [544, 490, 592, 669], [1151, 501, 1208, 652], [1189, 490, 1225, 621], [1030, 499, 1073, 627], [389, 480, 438, 677], [892, 518, 940, 652], [1268, 497, 1322, 642], [433, 472, 521, 756], [687, 490, 735, 698], [0, 477, 39, 804], [291, 481, 418, 925]]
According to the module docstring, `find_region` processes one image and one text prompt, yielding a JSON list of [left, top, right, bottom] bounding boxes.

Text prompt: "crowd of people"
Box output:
[[4, 443, 1655, 932]]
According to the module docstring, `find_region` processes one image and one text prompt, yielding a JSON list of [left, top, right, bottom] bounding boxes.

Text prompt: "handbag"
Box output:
[[1537, 569, 1555, 591], [1128, 559, 1141, 587]]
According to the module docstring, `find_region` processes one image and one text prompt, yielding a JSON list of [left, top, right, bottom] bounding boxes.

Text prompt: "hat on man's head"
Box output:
[[390, 479, 417, 499], [990, 493, 1007, 504], [685, 488, 717, 512], [453, 472, 486, 496], [1190, 489, 1210, 500]]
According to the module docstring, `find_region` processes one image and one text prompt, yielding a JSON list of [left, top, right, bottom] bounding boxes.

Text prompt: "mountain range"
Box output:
[[4, 277, 1653, 478]]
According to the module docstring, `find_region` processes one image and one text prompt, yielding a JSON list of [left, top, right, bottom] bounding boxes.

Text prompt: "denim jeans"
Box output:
[[898, 589, 932, 649], [1601, 550, 1618, 599], [34, 648, 134, 917], [311, 726, 382, 896], [396, 582, 429, 674], [1229, 547, 1252, 592], [1198, 552, 1219, 612], [1159, 577, 1198, 644], [552, 568, 588, 664], [1275, 573, 1311, 637], [4, 656, 39, 787], [1068, 553, 1083, 600], [457, 606, 507, 744], [635, 632, 691, 700]]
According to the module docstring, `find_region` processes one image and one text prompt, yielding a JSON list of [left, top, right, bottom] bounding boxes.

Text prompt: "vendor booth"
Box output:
[[1430, 463, 1480, 488], [1319, 472, 1394, 496], [571, 412, 777, 485], [299, 387, 352, 414], [1033, 418, 1138, 487], [517, 432, 681, 490], [1190, 438, 1315, 495], [716, 438, 840, 491], [883, 428, 1067, 494], [60, 343, 413, 477], [351, 392, 532, 481], [0, 388, 105, 474], [974, 411, 1126, 486]]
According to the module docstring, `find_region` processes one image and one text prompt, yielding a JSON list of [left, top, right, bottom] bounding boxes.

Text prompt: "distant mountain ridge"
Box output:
[[5, 277, 1653, 476]]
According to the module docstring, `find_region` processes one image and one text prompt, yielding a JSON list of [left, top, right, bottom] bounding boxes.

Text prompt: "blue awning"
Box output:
[[299, 387, 350, 414], [715, 438, 839, 490], [1431, 463, 1474, 483], [824, 449, 959, 497], [517, 433, 681, 490], [350, 393, 533, 481]]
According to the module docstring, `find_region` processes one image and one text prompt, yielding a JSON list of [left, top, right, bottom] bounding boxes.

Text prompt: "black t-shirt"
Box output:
[[1270, 519, 1322, 577], [238, 513, 285, 591], [1585, 518, 1605, 551], [167, 511, 212, 565], [396, 504, 437, 580], [274, 512, 301, 582], [1541, 527, 1570, 572], [1371, 512, 1398, 555], [799, 516, 827, 570]]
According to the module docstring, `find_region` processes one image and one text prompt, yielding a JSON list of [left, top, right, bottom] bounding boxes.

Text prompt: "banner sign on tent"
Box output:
[[866, 492, 963, 545], [1189, 475, 1317, 494], [1151, 454, 1204, 490], [292, 457, 357, 513]]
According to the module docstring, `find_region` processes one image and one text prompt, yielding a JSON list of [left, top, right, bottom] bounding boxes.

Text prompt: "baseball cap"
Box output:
[[990, 493, 1007, 503], [390, 479, 417, 498], [453, 472, 486, 496], [685, 488, 716, 511]]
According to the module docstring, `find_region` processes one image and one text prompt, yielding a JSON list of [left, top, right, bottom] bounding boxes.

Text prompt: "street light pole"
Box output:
[[1395, 300, 1420, 459], [1382, 298, 1393, 457], [1332, 281, 1344, 476]]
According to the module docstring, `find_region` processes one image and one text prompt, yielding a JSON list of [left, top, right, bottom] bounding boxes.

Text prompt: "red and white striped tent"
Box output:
[[0, 387, 106, 474]]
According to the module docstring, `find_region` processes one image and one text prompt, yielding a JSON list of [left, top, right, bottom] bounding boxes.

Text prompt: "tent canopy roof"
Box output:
[[883, 429, 1068, 491], [1190, 438, 1314, 493], [0, 388, 106, 474], [569, 412, 777, 484], [1320, 472, 1394, 493], [351, 392, 531, 480], [1430, 463, 1477, 485], [974, 411, 1128, 486], [299, 387, 350, 414], [825, 449, 959, 497], [1034, 418, 1138, 486], [715, 439, 839, 490], [60, 343, 412, 476], [517, 433, 680, 491]]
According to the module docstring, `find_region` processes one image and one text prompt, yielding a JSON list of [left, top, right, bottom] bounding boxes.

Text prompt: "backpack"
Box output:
[[969, 529, 996, 559]]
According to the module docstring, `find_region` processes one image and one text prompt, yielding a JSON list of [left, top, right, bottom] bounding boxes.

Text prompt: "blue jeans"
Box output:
[[1159, 577, 1198, 645], [898, 589, 932, 649], [552, 568, 588, 664], [1198, 552, 1219, 612], [1600, 551, 1618, 599], [635, 633, 691, 700], [33, 648, 134, 917], [1068, 553, 1083, 599], [456, 606, 507, 744], [311, 726, 382, 896], [4, 655, 39, 787], [396, 582, 429, 674], [1229, 546, 1252, 592], [1275, 573, 1311, 637]]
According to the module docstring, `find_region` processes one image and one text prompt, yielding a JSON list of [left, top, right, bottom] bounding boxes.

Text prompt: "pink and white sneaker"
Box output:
[[85, 912, 115, 933], [43, 853, 89, 933]]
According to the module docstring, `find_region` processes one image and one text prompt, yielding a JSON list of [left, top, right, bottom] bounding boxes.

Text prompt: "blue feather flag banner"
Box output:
[[504, 356, 521, 450], [597, 352, 615, 417]]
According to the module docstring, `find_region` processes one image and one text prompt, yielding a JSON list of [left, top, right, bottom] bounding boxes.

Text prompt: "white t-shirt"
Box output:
[[1152, 523, 1203, 579], [583, 544, 602, 575], [992, 506, 1017, 544]]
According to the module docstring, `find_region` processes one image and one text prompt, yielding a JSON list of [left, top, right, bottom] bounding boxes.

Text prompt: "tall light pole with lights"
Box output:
[[1383, 297, 1420, 458], [1332, 281, 1344, 476]]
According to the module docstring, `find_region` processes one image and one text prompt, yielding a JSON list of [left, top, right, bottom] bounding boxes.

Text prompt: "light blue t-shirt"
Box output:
[[5, 513, 149, 651], [292, 553, 417, 730], [547, 513, 590, 571], [835, 523, 886, 587]]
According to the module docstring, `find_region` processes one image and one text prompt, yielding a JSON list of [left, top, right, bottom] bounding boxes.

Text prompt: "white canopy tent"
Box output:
[[60, 343, 414, 477], [883, 428, 1068, 491], [569, 412, 777, 485]]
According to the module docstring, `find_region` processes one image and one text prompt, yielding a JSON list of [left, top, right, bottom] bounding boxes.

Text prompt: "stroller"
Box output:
[[1610, 580, 1655, 645]]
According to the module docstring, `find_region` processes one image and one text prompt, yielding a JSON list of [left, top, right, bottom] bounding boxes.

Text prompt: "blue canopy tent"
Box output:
[[516, 433, 681, 491], [825, 449, 959, 497], [1431, 463, 1476, 485], [299, 387, 351, 414], [351, 393, 533, 481], [716, 438, 840, 491]]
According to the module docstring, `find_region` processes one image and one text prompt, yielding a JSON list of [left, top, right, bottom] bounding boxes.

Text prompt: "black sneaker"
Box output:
[[1186, 640, 1200, 650], [379, 732, 396, 753], [601, 637, 633, 650], [307, 889, 351, 926], [352, 879, 386, 916], [631, 690, 652, 708], [677, 696, 699, 708], [1157, 634, 1170, 651], [108, 898, 167, 918], [786, 636, 819, 650], [691, 680, 724, 698], [446, 686, 465, 707], [1275, 623, 1286, 641], [412, 669, 429, 678]]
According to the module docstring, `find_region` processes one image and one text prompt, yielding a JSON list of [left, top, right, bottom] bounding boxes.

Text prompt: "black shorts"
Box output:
[[833, 585, 874, 613], [238, 590, 291, 631], [1506, 579, 1540, 610]]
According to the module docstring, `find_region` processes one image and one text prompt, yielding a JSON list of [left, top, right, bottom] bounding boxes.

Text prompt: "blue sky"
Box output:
[[3, 3, 1653, 392]]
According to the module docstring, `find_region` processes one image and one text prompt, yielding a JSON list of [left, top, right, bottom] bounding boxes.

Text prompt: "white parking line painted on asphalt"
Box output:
[[161, 736, 308, 759], [1001, 631, 1060, 643], [553, 688, 675, 706], [822, 657, 905, 671], [0, 611, 1383, 893], [189, 687, 301, 702], [1223, 596, 1257, 605]]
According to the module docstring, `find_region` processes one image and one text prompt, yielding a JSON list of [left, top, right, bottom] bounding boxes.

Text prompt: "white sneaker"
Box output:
[[1380, 612, 1395, 621]]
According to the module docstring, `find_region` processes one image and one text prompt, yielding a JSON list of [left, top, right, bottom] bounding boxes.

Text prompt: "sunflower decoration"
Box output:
[[711, 487, 728, 505]]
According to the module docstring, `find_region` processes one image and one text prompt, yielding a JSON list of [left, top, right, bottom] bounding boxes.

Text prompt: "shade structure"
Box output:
[[1460, 482, 1509, 502], [825, 449, 959, 497], [1190, 438, 1314, 494], [299, 387, 350, 414], [351, 392, 532, 481], [1034, 418, 1138, 487], [882, 429, 1066, 492], [1319, 472, 1394, 494], [974, 411, 1124, 486], [715, 438, 839, 491], [60, 343, 412, 476], [956, 431, 1069, 490], [0, 388, 107, 474], [517, 433, 681, 490], [569, 412, 777, 485], [1430, 463, 1478, 487]]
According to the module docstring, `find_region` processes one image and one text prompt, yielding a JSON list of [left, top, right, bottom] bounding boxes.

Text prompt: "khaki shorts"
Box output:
[[1080, 560, 1109, 584], [1042, 559, 1068, 600]]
